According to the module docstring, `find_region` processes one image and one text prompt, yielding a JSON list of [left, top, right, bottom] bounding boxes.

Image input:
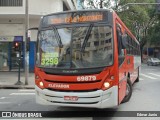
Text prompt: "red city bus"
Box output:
[[33, 9, 141, 108]]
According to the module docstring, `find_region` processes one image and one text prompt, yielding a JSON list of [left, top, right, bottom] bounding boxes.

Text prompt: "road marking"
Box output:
[[141, 74, 157, 80], [139, 78, 144, 80], [19, 89, 35, 92], [0, 102, 11, 104], [144, 69, 156, 71], [10, 93, 35, 95], [0, 97, 6, 100], [148, 73, 160, 77], [140, 74, 157, 79], [0, 97, 9, 100]]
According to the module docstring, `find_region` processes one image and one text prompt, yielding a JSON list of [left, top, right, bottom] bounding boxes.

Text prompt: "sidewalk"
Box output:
[[0, 71, 34, 89]]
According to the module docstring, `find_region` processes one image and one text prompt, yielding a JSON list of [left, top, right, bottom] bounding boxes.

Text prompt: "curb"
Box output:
[[0, 85, 34, 89]]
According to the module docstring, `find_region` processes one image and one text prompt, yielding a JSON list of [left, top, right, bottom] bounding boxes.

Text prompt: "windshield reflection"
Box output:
[[38, 25, 113, 69]]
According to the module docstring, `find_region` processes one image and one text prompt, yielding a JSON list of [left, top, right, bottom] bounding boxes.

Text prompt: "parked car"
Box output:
[[147, 58, 160, 66]]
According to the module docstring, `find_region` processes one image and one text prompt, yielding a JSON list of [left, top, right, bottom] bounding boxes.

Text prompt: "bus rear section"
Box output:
[[34, 10, 140, 108]]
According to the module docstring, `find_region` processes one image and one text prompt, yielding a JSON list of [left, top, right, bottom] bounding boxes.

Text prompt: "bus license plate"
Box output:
[[64, 96, 78, 101]]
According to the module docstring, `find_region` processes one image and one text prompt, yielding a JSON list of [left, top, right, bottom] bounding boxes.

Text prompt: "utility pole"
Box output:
[[99, 0, 104, 9], [25, 0, 29, 85]]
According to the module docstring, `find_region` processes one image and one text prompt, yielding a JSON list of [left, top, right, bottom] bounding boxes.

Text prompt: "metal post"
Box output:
[[100, 0, 104, 8], [25, 0, 29, 85], [15, 51, 23, 85], [18, 51, 21, 82], [147, 41, 149, 57], [115, 0, 118, 8]]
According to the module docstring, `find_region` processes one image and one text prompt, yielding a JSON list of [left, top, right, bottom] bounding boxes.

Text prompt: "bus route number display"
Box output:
[[41, 53, 58, 66]]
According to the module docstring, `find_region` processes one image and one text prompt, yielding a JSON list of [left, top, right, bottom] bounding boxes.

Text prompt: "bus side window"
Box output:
[[116, 25, 125, 66]]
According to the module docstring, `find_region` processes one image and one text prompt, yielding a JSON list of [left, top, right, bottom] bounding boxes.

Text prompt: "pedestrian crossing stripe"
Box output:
[[10, 93, 35, 95], [19, 90, 35, 92], [140, 74, 157, 80], [148, 73, 160, 77], [139, 78, 144, 80], [0, 102, 11, 104]]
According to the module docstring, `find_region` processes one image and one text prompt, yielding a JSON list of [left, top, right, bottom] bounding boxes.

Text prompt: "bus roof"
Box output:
[[43, 9, 114, 17], [40, 9, 115, 27]]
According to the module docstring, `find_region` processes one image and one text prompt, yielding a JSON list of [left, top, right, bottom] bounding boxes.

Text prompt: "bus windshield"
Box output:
[[37, 24, 113, 69]]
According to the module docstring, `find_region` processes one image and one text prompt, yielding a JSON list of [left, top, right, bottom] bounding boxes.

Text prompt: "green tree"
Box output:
[[115, 0, 158, 61], [147, 15, 160, 46], [78, 0, 160, 59]]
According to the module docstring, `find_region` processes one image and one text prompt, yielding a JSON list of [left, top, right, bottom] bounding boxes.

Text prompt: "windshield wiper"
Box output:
[[80, 24, 93, 53], [52, 25, 63, 48]]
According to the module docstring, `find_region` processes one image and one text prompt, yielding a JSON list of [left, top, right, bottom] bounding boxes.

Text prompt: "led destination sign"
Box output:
[[42, 11, 108, 26], [51, 14, 103, 24]]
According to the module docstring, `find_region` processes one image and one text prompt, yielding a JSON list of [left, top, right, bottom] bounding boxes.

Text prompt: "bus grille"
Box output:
[[46, 88, 99, 92], [44, 79, 101, 84], [47, 100, 99, 104]]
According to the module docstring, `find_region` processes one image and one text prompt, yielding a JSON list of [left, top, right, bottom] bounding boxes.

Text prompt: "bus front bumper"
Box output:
[[35, 85, 118, 108]]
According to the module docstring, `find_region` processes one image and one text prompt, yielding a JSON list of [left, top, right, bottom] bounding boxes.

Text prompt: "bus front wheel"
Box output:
[[122, 78, 132, 103]]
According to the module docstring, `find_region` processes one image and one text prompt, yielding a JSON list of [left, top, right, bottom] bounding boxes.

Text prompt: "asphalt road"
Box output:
[[0, 64, 160, 120]]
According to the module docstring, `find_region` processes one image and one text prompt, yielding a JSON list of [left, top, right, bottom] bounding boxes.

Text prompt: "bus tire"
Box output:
[[122, 78, 132, 103], [135, 68, 139, 82]]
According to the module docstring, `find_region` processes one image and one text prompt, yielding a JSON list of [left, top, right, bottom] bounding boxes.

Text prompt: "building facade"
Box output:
[[0, 0, 76, 72]]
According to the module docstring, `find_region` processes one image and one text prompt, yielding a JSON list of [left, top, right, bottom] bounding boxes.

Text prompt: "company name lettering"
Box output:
[[48, 84, 69, 89]]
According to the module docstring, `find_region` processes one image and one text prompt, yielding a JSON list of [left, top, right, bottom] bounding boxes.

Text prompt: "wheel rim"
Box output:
[[126, 83, 130, 96]]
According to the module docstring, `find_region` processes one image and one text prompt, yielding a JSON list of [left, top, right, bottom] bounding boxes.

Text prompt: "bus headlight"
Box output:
[[37, 81, 45, 89], [35, 74, 45, 89], [39, 82, 44, 87], [104, 82, 110, 88], [102, 79, 114, 91]]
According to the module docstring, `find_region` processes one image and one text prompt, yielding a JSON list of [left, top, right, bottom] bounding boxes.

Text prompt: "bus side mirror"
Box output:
[[122, 35, 127, 49]]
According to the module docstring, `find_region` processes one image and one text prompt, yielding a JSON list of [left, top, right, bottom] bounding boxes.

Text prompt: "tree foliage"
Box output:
[[78, 0, 160, 47], [116, 0, 152, 33], [115, 0, 159, 48], [146, 14, 160, 46], [77, 0, 113, 9], [147, 20, 160, 45]]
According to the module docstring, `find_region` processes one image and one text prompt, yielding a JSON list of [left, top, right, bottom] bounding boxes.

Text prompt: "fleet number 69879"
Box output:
[[77, 76, 96, 81]]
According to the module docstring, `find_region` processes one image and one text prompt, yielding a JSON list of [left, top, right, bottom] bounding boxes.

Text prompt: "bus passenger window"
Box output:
[[116, 25, 125, 66]]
